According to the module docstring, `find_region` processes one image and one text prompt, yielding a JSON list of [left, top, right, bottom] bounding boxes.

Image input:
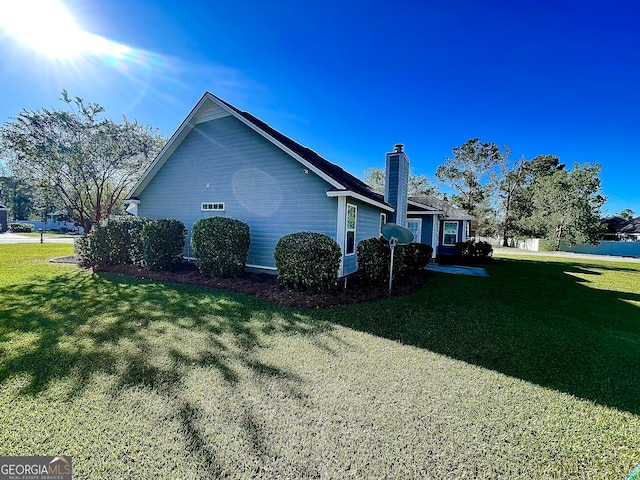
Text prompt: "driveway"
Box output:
[[0, 232, 76, 244]]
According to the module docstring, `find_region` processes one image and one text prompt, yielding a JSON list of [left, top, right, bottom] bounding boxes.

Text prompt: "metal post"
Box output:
[[388, 238, 397, 294], [39, 228, 43, 244]]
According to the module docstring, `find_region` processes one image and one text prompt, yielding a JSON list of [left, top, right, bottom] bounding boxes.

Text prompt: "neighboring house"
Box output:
[[620, 217, 640, 241], [0, 204, 7, 232], [601, 216, 640, 241], [125, 92, 471, 277]]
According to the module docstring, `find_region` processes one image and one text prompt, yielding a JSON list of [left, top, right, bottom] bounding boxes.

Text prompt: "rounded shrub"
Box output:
[[357, 236, 391, 285], [454, 239, 494, 263], [396, 242, 434, 275], [274, 231, 342, 292], [358, 237, 433, 284], [9, 223, 34, 233], [191, 217, 250, 278], [74, 215, 148, 267], [141, 219, 187, 271]]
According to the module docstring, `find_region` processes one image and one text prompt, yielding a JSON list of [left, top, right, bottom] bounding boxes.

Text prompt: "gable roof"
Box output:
[[409, 195, 473, 220], [620, 217, 640, 234], [126, 92, 391, 211], [601, 216, 631, 234]]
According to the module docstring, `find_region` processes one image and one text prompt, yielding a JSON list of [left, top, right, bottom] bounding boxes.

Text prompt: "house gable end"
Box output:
[[127, 92, 390, 211]]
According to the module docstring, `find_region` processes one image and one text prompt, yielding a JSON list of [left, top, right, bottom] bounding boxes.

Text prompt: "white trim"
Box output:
[[326, 190, 394, 211], [124, 199, 140, 205], [336, 197, 347, 277], [461, 220, 468, 242], [246, 263, 278, 271], [184, 258, 277, 272], [345, 203, 357, 256], [379, 212, 387, 235], [442, 220, 459, 246], [407, 218, 422, 243], [431, 217, 439, 258]]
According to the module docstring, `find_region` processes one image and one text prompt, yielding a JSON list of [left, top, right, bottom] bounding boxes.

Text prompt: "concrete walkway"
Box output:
[[426, 264, 490, 277], [0, 232, 76, 244], [493, 247, 640, 264]]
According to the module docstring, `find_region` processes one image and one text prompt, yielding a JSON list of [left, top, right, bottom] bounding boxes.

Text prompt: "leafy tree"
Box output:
[[524, 154, 565, 177], [435, 138, 509, 236], [0, 175, 36, 220], [617, 208, 636, 220], [0, 91, 164, 231], [519, 163, 606, 250], [494, 155, 527, 246], [362, 167, 438, 196]]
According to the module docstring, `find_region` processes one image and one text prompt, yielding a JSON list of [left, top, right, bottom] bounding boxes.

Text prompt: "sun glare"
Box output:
[[0, 0, 86, 58]]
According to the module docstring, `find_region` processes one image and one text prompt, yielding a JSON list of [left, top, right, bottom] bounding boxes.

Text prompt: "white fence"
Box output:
[[476, 236, 540, 252]]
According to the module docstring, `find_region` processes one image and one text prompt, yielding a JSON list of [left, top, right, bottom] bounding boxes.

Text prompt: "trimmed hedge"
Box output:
[[396, 242, 434, 276], [356, 237, 391, 285], [454, 240, 494, 262], [9, 223, 34, 233], [357, 237, 434, 285], [74, 216, 148, 267], [274, 232, 342, 292], [191, 217, 250, 277], [141, 219, 187, 271]]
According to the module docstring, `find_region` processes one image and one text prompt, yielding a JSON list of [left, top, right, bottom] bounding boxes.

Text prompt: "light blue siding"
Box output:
[[344, 200, 386, 274], [138, 115, 340, 272]]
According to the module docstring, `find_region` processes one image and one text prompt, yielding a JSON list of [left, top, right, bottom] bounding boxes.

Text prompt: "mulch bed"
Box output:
[[89, 261, 430, 308]]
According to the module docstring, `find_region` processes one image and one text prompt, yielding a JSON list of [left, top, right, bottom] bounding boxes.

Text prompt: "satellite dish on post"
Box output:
[[381, 223, 414, 294]]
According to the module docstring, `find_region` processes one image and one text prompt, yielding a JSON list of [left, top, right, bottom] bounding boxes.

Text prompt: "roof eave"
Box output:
[[326, 190, 394, 212]]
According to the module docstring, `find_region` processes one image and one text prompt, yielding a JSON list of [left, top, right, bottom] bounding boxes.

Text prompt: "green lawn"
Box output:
[[1, 244, 639, 479]]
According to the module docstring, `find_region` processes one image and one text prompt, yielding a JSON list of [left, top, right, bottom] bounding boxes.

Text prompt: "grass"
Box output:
[[1, 244, 640, 478]]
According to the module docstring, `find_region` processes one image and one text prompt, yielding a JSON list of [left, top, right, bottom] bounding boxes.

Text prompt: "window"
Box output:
[[201, 202, 225, 211], [443, 221, 458, 246], [407, 219, 422, 243], [379, 213, 387, 235], [345, 203, 357, 255]]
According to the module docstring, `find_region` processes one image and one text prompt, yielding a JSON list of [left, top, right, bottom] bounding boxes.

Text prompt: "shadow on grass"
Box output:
[[0, 270, 330, 471], [318, 258, 640, 415]]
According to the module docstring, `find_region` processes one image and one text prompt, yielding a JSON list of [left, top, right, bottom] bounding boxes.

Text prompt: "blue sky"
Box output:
[[1, 0, 638, 215]]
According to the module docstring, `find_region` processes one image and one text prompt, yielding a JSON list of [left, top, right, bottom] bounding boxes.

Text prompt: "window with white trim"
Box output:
[[201, 202, 225, 211], [443, 221, 459, 246], [379, 213, 387, 235], [407, 218, 422, 243], [345, 203, 357, 255]]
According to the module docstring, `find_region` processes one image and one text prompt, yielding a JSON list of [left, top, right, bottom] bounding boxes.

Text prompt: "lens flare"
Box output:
[[0, 0, 85, 58]]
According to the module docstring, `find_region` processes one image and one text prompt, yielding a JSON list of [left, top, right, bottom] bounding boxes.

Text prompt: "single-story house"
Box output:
[[620, 218, 640, 241], [0, 204, 7, 232], [602, 216, 640, 242], [125, 92, 471, 277]]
